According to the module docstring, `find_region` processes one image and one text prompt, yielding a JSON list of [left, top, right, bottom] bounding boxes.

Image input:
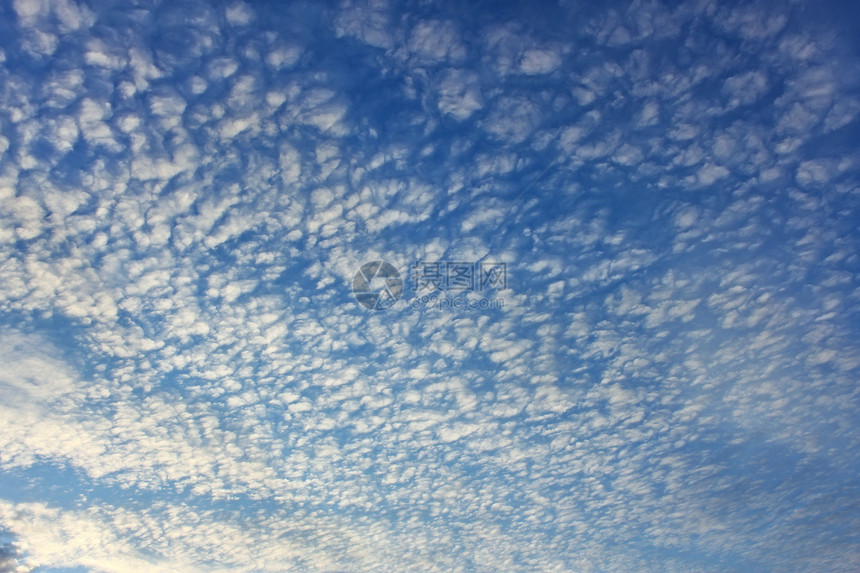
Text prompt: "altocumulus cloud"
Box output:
[[0, 0, 859, 572]]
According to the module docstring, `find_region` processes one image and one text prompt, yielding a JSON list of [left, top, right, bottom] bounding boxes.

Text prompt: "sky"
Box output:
[[0, 0, 859, 571]]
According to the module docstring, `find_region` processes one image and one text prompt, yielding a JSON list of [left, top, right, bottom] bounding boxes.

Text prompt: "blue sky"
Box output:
[[0, 0, 859, 571]]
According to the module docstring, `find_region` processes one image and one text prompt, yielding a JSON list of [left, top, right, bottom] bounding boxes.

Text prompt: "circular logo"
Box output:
[[352, 261, 403, 310]]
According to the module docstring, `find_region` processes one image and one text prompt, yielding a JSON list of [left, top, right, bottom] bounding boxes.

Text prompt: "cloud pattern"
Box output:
[[0, 0, 859, 571]]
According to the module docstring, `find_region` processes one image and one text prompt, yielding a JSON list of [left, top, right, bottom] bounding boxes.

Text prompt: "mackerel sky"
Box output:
[[0, 0, 859, 571]]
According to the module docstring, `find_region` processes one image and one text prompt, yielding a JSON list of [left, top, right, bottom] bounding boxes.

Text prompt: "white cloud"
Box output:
[[13, 0, 94, 32], [335, 0, 395, 49], [0, 1, 859, 571], [265, 46, 301, 70], [206, 56, 239, 80], [225, 2, 255, 26], [148, 90, 187, 123], [484, 97, 540, 143], [674, 205, 700, 229], [696, 163, 730, 185], [519, 48, 562, 75], [722, 70, 768, 108], [438, 69, 483, 120], [407, 20, 465, 64]]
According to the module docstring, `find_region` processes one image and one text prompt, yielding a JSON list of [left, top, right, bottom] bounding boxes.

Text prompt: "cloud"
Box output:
[[0, 0, 859, 571], [225, 2, 255, 26], [484, 97, 541, 143], [335, 0, 395, 49], [407, 20, 465, 64], [437, 69, 483, 120], [722, 70, 769, 108], [518, 48, 562, 75], [0, 531, 25, 573], [13, 0, 95, 33]]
